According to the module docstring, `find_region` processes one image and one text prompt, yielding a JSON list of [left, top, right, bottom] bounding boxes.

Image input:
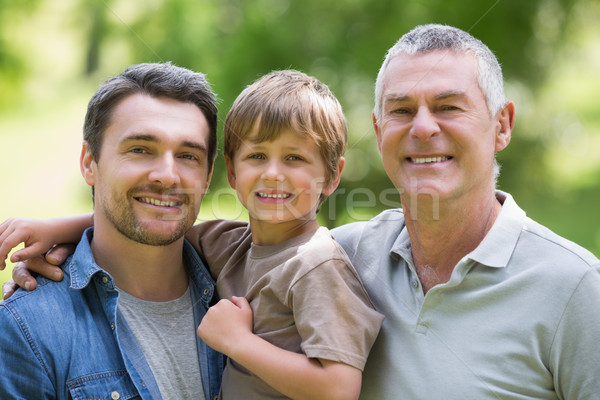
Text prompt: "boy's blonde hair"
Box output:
[[224, 70, 347, 186]]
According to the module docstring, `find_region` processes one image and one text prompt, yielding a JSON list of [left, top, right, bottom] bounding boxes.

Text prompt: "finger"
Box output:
[[10, 241, 48, 263], [2, 279, 18, 300], [25, 257, 63, 282], [12, 262, 38, 291], [230, 296, 250, 309], [0, 225, 21, 269], [45, 244, 76, 266]]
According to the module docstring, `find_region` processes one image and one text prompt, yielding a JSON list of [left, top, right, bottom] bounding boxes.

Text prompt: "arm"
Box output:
[[0, 213, 92, 268], [197, 297, 362, 400]]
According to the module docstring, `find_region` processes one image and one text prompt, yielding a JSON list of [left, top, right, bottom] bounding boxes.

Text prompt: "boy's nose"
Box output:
[[261, 160, 285, 182]]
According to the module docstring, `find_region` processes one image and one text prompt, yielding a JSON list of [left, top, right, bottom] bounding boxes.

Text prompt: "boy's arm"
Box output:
[[197, 297, 362, 400], [0, 213, 93, 268]]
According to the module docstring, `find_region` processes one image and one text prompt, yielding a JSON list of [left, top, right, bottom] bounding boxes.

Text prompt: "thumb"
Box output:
[[230, 296, 250, 310]]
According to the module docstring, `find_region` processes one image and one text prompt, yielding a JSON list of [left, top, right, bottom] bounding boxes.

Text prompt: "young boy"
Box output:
[[0, 70, 383, 399]]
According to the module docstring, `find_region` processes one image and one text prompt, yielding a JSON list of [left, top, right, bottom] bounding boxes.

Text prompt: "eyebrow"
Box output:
[[122, 134, 207, 153], [384, 90, 468, 104]]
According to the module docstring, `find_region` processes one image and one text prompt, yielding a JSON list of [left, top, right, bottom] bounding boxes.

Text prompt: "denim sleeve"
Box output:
[[0, 304, 56, 398]]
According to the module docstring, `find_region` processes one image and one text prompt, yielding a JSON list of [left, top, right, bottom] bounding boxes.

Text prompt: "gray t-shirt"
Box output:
[[117, 286, 205, 400]]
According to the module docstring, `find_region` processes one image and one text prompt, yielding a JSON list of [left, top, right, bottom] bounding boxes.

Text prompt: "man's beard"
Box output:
[[99, 186, 195, 246]]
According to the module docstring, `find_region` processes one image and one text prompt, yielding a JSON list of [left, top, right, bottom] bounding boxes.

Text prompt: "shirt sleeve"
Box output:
[[0, 305, 55, 398], [185, 219, 251, 278], [551, 265, 600, 399], [290, 256, 384, 370]]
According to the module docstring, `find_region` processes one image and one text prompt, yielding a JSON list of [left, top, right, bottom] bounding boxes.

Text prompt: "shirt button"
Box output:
[[110, 322, 115, 330], [102, 276, 109, 284], [203, 288, 210, 296], [412, 280, 419, 289], [111, 391, 120, 400]]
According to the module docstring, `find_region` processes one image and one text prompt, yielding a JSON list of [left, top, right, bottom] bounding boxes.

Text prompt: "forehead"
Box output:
[[382, 51, 482, 101], [104, 93, 210, 148]]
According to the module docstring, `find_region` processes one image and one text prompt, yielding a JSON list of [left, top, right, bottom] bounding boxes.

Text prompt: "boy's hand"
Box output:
[[0, 244, 71, 300], [197, 296, 253, 355], [0, 218, 56, 269]]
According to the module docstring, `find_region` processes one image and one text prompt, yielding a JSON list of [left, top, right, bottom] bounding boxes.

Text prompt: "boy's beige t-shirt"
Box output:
[[187, 219, 384, 399]]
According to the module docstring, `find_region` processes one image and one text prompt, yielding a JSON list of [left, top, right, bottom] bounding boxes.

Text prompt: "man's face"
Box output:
[[374, 50, 511, 205], [82, 93, 212, 246]]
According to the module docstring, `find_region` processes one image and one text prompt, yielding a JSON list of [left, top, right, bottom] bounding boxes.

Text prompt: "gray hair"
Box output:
[[374, 24, 506, 122]]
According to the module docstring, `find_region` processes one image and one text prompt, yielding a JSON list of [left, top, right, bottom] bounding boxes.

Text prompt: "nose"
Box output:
[[148, 153, 181, 187], [409, 107, 440, 141], [261, 159, 285, 182]]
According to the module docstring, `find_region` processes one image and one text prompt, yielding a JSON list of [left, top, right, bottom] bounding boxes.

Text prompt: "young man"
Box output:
[[332, 24, 600, 399], [0, 62, 223, 399]]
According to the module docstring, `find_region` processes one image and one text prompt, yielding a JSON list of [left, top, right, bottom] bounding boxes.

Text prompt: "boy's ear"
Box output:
[[80, 141, 97, 186], [225, 156, 236, 189], [323, 157, 345, 196]]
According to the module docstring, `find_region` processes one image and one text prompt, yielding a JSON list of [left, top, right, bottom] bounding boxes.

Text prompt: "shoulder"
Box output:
[[0, 275, 76, 340], [519, 216, 599, 270]]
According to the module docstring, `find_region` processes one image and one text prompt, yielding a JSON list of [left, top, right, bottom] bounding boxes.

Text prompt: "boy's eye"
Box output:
[[180, 153, 199, 161], [287, 155, 304, 161], [248, 153, 265, 160], [130, 147, 147, 154]]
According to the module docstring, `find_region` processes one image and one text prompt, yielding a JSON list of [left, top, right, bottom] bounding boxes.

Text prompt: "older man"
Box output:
[[332, 24, 600, 399]]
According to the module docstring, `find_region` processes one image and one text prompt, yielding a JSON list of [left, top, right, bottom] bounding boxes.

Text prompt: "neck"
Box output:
[[90, 222, 189, 301], [402, 190, 501, 293]]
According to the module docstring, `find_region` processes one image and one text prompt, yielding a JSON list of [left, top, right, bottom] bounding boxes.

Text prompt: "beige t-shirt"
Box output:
[[187, 220, 384, 399]]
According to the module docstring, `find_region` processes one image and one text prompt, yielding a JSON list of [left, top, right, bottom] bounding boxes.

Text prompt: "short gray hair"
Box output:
[[374, 24, 506, 122]]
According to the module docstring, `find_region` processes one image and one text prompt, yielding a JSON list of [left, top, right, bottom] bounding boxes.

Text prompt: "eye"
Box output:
[[180, 153, 200, 161], [130, 146, 148, 154], [440, 105, 461, 112], [287, 154, 305, 161], [248, 153, 265, 160]]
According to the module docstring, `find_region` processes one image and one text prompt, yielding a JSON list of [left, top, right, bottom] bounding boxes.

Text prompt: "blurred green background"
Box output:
[[1, 0, 599, 286]]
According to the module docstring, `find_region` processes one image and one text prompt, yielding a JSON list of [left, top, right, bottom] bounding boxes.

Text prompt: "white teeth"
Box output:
[[257, 192, 291, 199], [411, 156, 450, 164], [139, 197, 180, 207]]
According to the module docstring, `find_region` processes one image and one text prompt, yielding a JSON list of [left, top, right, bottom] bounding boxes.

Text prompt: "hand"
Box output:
[[197, 296, 254, 355], [0, 244, 72, 300], [0, 218, 56, 269]]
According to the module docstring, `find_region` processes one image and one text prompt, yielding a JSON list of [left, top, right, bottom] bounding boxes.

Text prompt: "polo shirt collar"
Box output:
[[388, 191, 526, 269], [466, 190, 526, 268]]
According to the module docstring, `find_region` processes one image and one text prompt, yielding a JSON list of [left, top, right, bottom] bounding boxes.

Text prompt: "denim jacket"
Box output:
[[0, 228, 224, 400]]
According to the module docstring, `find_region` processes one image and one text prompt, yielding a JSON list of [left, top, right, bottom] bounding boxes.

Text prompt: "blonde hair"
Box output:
[[224, 70, 347, 186]]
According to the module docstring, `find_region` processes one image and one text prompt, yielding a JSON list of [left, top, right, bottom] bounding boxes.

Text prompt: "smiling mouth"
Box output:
[[409, 156, 451, 164], [256, 192, 292, 199], [137, 197, 183, 207]]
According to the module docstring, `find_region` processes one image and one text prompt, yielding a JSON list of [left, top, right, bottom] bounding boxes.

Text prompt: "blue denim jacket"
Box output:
[[0, 228, 224, 399]]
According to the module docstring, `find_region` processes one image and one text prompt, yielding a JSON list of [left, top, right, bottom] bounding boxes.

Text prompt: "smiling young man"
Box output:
[[332, 24, 600, 399], [0, 63, 223, 399]]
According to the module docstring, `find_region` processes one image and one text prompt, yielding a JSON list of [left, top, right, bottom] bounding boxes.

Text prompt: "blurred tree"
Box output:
[[0, 0, 41, 110]]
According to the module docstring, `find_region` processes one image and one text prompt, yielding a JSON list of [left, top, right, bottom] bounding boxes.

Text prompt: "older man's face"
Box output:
[[374, 50, 511, 206]]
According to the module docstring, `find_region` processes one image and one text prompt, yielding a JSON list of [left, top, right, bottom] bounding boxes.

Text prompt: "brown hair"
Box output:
[[224, 70, 347, 186]]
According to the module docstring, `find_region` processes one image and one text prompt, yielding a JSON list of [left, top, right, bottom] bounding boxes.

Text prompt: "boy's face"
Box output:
[[227, 128, 340, 234]]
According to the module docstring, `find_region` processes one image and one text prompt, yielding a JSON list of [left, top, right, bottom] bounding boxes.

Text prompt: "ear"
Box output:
[[225, 156, 236, 189], [373, 112, 383, 153], [80, 141, 97, 186], [495, 101, 515, 152], [323, 157, 345, 196]]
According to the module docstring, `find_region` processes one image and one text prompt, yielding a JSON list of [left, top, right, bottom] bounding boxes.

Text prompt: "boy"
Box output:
[[0, 70, 383, 399]]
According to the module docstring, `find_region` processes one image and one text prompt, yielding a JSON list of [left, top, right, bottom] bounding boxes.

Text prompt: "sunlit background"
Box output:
[[1, 0, 599, 285]]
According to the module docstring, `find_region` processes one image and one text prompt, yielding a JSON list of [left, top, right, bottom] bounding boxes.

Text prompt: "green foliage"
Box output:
[[0, 0, 599, 291]]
